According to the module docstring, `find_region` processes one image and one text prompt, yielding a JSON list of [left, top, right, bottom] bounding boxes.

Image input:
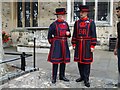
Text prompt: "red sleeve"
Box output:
[[90, 45, 95, 49], [72, 44, 76, 47]]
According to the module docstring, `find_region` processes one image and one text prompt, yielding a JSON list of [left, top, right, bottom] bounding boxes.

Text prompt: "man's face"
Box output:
[[116, 9, 120, 18], [58, 15, 66, 20], [80, 11, 88, 18]]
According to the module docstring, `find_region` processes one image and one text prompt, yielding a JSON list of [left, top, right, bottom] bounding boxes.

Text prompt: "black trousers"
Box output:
[[52, 63, 66, 80], [118, 49, 120, 73], [77, 62, 91, 82]]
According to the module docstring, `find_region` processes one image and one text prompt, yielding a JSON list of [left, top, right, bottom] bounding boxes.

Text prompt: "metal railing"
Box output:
[[1, 52, 32, 71]]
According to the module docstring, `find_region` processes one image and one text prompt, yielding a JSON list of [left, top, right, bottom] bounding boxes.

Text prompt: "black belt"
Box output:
[[77, 37, 92, 39], [54, 37, 67, 39]]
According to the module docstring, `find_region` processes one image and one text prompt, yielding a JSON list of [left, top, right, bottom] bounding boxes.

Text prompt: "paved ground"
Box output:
[[1, 47, 119, 88]]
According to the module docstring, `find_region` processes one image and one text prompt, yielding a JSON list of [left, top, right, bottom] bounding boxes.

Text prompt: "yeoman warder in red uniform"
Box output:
[[72, 5, 97, 87], [47, 8, 71, 84]]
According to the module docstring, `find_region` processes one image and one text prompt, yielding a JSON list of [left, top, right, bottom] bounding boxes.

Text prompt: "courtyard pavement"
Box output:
[[0, 47, 119, 88]]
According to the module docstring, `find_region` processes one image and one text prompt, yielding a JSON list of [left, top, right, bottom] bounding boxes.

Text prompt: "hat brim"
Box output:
[[54, 13, 67, 15], [77, 10, 89, 12]]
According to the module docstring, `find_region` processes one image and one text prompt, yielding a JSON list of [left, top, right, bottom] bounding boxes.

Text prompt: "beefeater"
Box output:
[[47, 8, 71, 84], [71, 5, 97, 87]]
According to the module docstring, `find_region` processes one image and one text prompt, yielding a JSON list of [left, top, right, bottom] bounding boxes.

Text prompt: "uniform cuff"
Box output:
[[48, 39, 53, 44], [66, 32, 71, 37], [91, 45, 95, 49], [72, 44, 76, 47]]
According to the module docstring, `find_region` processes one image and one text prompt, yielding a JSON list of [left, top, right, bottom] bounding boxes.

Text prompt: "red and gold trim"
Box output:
[[55, 12, 67, 15]]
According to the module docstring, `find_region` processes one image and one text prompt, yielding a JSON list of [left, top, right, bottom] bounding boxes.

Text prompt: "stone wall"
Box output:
[[1, 1, 120, 50], [1, 1, 67, 47], [2, 2, 12, 34], [0, 2, 2, 61], [38, 0, 67, 27], [96, 2, 119, 50], [0, 2, 9, 81], [1, 1, 67, 29]]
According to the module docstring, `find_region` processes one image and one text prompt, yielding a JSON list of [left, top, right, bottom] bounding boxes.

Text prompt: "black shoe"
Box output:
[[59, 77, 69, 82], [76, 78, 84, 82], [115, 83, 120, 88], [84, 81, 90, 87], [52, 79, 56, 84]]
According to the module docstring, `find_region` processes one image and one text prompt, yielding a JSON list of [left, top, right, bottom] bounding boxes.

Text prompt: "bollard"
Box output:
[[33, 31, 36, 68], [21, 52, 26, 71]]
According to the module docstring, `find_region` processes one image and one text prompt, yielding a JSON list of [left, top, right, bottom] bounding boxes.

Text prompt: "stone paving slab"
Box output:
[[0, 66, 38, 85], [1, 68, 118, 88], [1, 88, 119, 90], [1, 47, 119, 88]]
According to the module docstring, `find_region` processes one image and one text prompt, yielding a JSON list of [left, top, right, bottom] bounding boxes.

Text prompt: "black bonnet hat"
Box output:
[[77, 5, 89, 12], [54, 8, 67, 15]]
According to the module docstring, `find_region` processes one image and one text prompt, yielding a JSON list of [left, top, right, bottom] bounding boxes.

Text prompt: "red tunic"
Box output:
[[47, 20, 71, 64], [72, 18, 97, 64]]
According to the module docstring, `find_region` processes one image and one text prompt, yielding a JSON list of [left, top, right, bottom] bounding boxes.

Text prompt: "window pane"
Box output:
[[25, 2, 30, 27], [74, 0, 83, 21], [97, 0, 110, 21], [17, 1, 22, 27], [32, 2, 38, 27], [86, 1, 95, 20]]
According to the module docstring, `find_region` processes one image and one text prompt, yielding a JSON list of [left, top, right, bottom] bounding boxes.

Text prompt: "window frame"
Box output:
[[17, 1, 38, 28], [67, 0, 113, 26]]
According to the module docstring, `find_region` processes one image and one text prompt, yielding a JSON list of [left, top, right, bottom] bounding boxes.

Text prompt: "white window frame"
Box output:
[[95, 0, 113, 26], [67, 0, 113, 26]]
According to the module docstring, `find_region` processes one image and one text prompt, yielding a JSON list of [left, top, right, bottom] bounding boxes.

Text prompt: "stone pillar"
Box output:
[[0, 2, 8, 83], [0, 2, 2, 62], [0, 1, 3, 83]]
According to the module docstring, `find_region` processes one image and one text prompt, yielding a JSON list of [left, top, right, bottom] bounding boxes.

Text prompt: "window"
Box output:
[[25, 2, 30, 27], [71, 0, 113, 26], [97, 2, 110, 21], [73, 0, 95, 21], [95, 0, 112, 26], [17, 2, 22, 27], [86, 2, 95, 20], [17, 0, 38, 27], [74, 0, 82, 21]]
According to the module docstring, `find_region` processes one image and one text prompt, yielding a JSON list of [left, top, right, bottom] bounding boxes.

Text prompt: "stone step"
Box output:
[[17, 45, 73, 53], [17, 45, 50, 53]]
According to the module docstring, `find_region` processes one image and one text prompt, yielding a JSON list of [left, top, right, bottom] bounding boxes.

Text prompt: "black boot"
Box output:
[[59, 76, 69, 82], [115, 83, 120, 87], [52, 78, 56, 84], [77, 63, 84, 82], [52, 64, 58, 84], [59, 63, 69, 82], [76, 78, 84, 82], [84, 80, 90, 87]]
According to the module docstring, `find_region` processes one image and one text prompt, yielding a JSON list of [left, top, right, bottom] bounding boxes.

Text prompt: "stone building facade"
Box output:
[[0, 2, 2, 60], [1, 0, 120, 51]]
